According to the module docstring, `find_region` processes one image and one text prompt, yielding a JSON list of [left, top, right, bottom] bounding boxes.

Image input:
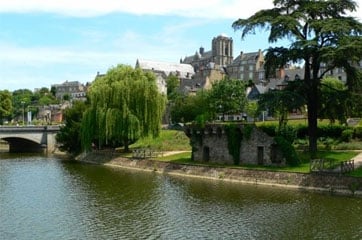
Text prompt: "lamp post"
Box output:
[[21, 101, 25, 126]]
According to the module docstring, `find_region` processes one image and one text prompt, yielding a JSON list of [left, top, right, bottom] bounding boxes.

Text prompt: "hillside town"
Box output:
[[2, 33, 360, 126]]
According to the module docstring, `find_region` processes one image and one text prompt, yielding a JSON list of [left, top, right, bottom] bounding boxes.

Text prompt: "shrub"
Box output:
[[354, 126, 362, 139], [278, 125, 297, 143], [295, 124, 308, 138], [341, 129, 354, 142], [274, 136, 300, 166], [258, 124, 277, 136], [317, 125, 347, 138]]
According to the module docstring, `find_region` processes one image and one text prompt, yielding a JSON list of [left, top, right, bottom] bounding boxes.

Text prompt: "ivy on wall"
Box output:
[[225, 124, 243, 165]]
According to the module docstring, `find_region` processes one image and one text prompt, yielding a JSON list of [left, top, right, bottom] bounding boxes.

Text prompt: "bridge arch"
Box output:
[[1, 137, 45, 153]]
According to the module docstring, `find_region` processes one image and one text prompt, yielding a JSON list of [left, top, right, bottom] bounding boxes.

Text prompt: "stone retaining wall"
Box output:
[[78, 153, 362, 196]]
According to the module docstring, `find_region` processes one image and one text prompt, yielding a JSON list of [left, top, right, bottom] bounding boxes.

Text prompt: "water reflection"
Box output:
[[1, 155, 362, 239]]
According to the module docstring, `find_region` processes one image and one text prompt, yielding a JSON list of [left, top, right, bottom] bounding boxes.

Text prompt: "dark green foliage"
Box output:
[[319, 78, 349, 124], [278, 125, 297, 143], [208, 78, 247, 120], [317, 125, 347, 139], [56, 101, 88, 155], [166, 74, 180, 101], [243, 124, 254, 140], [233, 0, 362, 154], [354, 126, 362, 139], [258, 124, 277, 137], [257, 88, 305, 129], [274, 136, 300, 166], [170, 90, 210, 123], [295, 125, 308, 139], [224, 124, 242, 165], [341, 129, 354, 142], [0, 90, 12, 124]]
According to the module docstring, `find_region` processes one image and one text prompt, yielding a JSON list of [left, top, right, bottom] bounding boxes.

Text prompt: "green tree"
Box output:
[[258, 88, 304, 129], [208, 78, 247, 121], [245, 100, 259, 122], [33, 87, 58, 105], [166, 74, 180, 101], [81, 64, 166, 152], [56, 101, 88, 155], [233, 0, 362, 154], [12, 89, 33, 123], [0, 90, 13, 124], [170, 90, 210, 123], [319, 77, 349, 124]]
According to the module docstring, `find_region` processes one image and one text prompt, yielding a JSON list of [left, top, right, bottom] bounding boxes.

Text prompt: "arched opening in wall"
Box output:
[[270, 144, 282, 164], [203, 146, 210, 162]]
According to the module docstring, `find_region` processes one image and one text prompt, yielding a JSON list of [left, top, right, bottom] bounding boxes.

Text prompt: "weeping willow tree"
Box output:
[[81, 64, 166, 152]]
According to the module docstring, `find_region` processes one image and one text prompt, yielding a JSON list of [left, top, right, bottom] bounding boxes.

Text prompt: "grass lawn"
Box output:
[[349, 167, 362, 177], [129, 130, 191, 151]]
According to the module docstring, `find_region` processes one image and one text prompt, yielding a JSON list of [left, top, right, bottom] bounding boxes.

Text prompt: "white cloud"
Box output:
[[1, 0, 361, 20], [0, 0, 275, 19]]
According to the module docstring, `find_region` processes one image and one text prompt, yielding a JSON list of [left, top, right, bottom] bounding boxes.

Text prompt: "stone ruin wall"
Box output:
[[186, 124, 284, 166]]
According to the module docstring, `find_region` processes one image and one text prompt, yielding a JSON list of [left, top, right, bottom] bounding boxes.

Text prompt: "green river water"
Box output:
[[1, 154, 362, 239]]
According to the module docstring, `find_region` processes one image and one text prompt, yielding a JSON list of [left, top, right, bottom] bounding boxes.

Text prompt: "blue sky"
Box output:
[[0, 0, 361, 91]]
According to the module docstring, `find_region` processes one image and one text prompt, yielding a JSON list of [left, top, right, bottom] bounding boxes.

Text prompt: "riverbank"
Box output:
[[76, 151, 362, 197]]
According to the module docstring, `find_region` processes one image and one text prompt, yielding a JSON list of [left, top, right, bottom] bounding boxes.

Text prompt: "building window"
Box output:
[[249, 72, 253, 80], [258, 72, 264, 80], [249, 65, 254, 71]]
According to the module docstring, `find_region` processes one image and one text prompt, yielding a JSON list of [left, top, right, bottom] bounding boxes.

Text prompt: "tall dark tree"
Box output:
[[56, 101, 88, 155], [233, 0, 362, 154]]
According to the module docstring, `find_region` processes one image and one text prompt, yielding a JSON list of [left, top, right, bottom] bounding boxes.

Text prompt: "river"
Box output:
[[1, 154, 362, 239]]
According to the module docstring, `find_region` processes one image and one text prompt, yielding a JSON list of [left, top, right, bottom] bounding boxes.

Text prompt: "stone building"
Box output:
[[182, 34, 233, 69], [135, 59, 194, 95], [180, 34, 232, 92], [226, 50, 265, 82], [51, 80, 87, 101], [185, 124, 284, 166]]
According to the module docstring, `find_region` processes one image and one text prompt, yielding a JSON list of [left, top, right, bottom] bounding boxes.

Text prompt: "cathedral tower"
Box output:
[[212, 34, 233, 66]]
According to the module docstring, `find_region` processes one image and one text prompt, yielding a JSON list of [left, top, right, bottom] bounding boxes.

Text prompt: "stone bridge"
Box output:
[[0, 126, 60, 153]]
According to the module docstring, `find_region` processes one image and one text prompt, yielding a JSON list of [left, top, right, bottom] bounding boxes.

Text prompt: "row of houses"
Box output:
[[44, 33, 361, 124], [136, 33, 362, 98]]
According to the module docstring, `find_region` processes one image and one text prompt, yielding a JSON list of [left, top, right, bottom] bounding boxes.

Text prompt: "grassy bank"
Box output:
[[129, 130, 191, 151], [153, 150, 358, 174], [122, 129, 362, 176]]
